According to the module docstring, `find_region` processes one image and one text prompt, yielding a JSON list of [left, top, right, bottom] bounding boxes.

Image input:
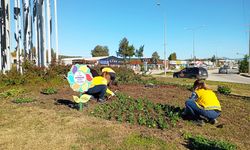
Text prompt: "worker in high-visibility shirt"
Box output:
[[101, 67, 116, 83], [84, 71, 115, 103], [182, 79, 221, 125], [87, 66, 116, 83]]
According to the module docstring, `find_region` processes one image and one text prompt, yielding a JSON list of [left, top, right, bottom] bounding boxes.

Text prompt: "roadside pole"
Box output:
[[248, 25, 250, 75], [46, 0, 51, 65], [157, 2, 167, 76], [54, 0, 59, 62]]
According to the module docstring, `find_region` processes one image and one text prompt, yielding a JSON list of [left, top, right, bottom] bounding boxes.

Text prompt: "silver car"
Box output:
[[219, 66, 239, 74]]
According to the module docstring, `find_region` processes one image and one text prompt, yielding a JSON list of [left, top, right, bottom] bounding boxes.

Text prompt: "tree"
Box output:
[[117, 37, 134, 60], [168, 52, 177, 60], [239, 55, 249, 73], [210, 55, 216, 66], [151, 51, 160, 64], [118, 37, 129, 59], [91, 45, 109, 57], [127, 45, 135, 60], [135, 45, 144, 59], [211, 55, 216, 63]]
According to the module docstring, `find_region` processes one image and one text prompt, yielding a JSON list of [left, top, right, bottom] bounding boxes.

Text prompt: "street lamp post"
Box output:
[[163, 15, 167, 76], [157, 2, 167, 76], [186, 26, 204, 63]]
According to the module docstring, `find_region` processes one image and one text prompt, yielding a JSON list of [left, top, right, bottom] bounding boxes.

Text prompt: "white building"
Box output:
[[169, 60, 188, 69], [61, 57, 84, 65]]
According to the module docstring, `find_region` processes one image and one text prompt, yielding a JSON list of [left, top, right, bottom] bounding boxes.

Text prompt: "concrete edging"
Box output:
[[240, 73, 250, 78]]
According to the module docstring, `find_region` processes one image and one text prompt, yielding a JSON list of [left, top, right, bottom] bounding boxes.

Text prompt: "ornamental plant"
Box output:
[[90, 93, 182, 130], [41, 87, 58, 95], [217, 86, 231, 95], [185, 134, 237, 150]]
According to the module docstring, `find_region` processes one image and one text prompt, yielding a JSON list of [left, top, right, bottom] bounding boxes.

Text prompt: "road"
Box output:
[[207, 69, 250, 84]]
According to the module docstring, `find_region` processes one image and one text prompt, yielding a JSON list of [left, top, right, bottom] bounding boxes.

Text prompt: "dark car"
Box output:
[[173, 67, 208, 79]]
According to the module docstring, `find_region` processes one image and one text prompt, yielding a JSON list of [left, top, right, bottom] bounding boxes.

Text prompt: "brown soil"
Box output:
[[113, 84, 190, 106]]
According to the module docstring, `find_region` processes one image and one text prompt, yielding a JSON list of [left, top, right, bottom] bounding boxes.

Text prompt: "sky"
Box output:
[[10, 0, 250, 59]]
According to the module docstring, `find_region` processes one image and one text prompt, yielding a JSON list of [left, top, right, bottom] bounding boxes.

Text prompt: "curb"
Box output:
[[240, 73, 250, 78]]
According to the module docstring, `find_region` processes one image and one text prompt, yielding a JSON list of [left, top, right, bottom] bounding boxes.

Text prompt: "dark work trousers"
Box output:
[[86, 85, 107, 100], [185, 100, 221, 121]]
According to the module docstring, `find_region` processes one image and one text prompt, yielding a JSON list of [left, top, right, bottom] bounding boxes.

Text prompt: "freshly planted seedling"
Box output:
[[90, 93, 182, 129], [167, 111, 180, 126], [13, 97, 34, 104], [157, 116, 168, 129], [145, 100, 154, 110], [127, 112, 135, 124], [41, 87, 57, 95], [138, 113, 146, 125], [146, 117, 157, 128], [116, 112, 123, 123], [128, 104, 135, 112], [154, 104, 162, 114], [136, 98, 144, 111]]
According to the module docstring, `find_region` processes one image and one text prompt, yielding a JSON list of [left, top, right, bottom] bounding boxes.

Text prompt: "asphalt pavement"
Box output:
[[207, 69, 250, 84]]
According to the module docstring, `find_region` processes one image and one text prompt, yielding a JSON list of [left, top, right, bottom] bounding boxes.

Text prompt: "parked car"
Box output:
[[218, 65, 239, 74], [173, 67, 208, 79]]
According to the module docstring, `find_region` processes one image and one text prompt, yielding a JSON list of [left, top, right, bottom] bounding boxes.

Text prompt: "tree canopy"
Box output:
[[135, 45, 144, 59], [239, 55, 249, 73], [91, 45, 109, 57], [210, 55, 216, 63], [168, 52, 177, 60], [117, 37, 135, 59], [151, 51, 160, 64]]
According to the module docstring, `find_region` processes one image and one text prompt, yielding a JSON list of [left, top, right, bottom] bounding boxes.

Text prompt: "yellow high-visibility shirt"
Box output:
[[89, 76, 114, 95], [102, 67, 115, 73], [195, 89, 221, 111]]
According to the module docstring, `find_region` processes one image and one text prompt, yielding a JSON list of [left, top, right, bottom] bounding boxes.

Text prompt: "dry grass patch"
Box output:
[[0, 100, 175, 150]]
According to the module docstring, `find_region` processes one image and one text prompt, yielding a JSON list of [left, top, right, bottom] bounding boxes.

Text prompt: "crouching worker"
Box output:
[[101, 67, 116, 85], [84, 71, 115, 103], [182, 79, 221, 125]]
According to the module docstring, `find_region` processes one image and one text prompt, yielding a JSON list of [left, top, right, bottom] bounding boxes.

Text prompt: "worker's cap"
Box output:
[[102, 67, 116, 81], [101, 67, 115, 73]]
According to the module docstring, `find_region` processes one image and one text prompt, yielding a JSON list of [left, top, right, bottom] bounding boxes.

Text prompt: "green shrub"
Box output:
[[239, 55, 249, 73], [0, 89, 25, 98], [113, 67, 143, 84], [13, 97, 34, 104], [91, 66, 143, 84], [23, 60, 70, 81], [217, 86, 231, 95], [186, 135, 237, 150], [41, 87, 58, 95], [22, 60, 46, 77], [90, 93, 182, 129], [0, 69, 27, 86], [0, 60, 69, 86], [185, 84, 194, 91]]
